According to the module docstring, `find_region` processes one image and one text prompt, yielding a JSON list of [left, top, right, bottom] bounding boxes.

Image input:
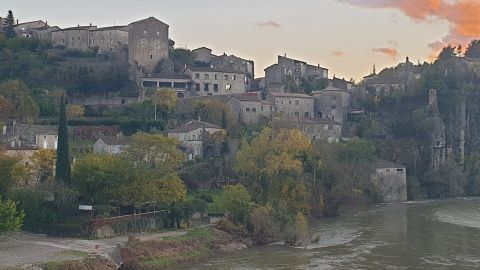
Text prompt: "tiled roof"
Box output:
[[187, 66, 245, 74], [229, 93, 261, 102], [52, 25, 96, 32], [169, 120, 222, 133], [128, 17, 168, 27], [91, 26, 127, 31], [98, 136, 131, 146], [270, 92, 314, 99]]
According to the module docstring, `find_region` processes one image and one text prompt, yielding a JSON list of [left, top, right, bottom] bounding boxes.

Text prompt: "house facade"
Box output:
[[269, 92, 314, 119], [168, 120, 224, 160], [372, 160, 408, 202], [185, 67, 246, 96], [141, 73, 193, 98], [227, 94, 273, 124], [15, 124, 58, 150], [313, 86, 351, 124], [273, 118, 342, 142], [89, 26, 128, 54], [93, 136, 131, 155]]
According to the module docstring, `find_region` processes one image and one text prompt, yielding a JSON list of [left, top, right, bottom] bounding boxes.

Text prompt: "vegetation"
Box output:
[[0, 196, 25, 233], [55, 94, 71, 183]]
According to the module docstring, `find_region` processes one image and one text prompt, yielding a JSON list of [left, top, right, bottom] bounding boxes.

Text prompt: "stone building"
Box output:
[[312, 86, 351, 124], [89, 26, 128, 54], [33, 25, 61, 40], [93, 136, 131, 155], [192, 47, 213, 63], [226, 93, 273, 124], [265, 55, 328, 93], [273, 118, 342, 142], [141, 73, 193, 97], [331, 76, 354, 90], [52, 25, 97, 50], [185, 67, 247, 96], [14, 20, 48, 37], [15, 124, 58, 150], [128, 17, 169, 72], [168, 120, 224, 160], [372, 160, 407, 202], [269, 92, 314, 119]]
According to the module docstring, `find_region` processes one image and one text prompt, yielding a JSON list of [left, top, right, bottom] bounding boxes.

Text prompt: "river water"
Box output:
[[188, 198, 480, 270]]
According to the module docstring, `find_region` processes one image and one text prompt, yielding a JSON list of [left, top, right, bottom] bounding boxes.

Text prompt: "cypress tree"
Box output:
[[3, 10, 16, 39], [55, 94, 71, 183], [221, 110, 229, 155]]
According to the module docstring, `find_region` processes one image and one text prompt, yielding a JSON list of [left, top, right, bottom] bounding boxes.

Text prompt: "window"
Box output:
[[331, 105, 337, 109], [261, 106, 264, 111], [72, 37, 74, 41], [193, 135, 196, 140], [143, 81, 157, 88], [195, 73, 200, 79], [204, 74, 210, 80], [214, 74, 218, 80], [78, 36, 80, 40], [224, 75, 229, 80], [295, 112, 300, 117], [270, 106, 273, 111], [204, 83, 210, 92], [90, 39, 95, 44], [332, 96, 337, 100], [253, 108, 257, 112], [121, 99, 126, 105], [150, 54, 153, 59], [304, 112, 309, 118], [386, 169, 391, 173], [154, 40, 159, 46], [225, 84, 232, 90], [246, 108, 250, 112], [281, 100, 284, 105], [214, 84, 219, 92], [195, 84, 200, 91], [295, 100, 299, 105], [289, 100, 292, 105], [159, 82, 172, 88], [173, 82, 187, 89], [328, 125, 333, 130], [397, 169, 404, 174], [233, 75, 237, 80], [141, 39, 145, 45]]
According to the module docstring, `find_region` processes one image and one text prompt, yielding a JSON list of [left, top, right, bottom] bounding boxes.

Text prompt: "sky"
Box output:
[[2, 0, 479, 81]]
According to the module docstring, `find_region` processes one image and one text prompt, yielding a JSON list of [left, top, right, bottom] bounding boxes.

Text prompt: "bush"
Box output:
[[282, 212, 309, 246], [221, 185, 254, 225], [249, 205, 279, 244]]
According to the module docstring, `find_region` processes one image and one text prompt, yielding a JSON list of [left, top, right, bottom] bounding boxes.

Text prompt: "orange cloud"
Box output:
[[331, 50, 346, 56], [253, 20, 280, 28], [372, 47, 399, 58], [339, 0, 480, 55]]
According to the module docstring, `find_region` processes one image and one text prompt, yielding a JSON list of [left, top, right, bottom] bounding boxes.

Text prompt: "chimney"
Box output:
[[78, 24, 80, 27], [90, 22, 92, 26]]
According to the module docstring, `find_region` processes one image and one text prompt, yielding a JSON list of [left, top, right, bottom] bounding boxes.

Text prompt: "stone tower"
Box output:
[[128, 17, 169, 73]]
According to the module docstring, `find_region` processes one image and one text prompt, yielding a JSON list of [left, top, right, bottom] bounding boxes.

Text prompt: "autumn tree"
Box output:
[[0, 196, 25, 233], [67, 105, 85, 119], [151, 88, 177, 120], [3, 10, 16, 39], [235, 127, 313, 202], [31, 149, 56, 183]]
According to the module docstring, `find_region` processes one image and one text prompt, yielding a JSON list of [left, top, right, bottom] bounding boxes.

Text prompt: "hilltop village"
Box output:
[[2, 10, 480, 268]]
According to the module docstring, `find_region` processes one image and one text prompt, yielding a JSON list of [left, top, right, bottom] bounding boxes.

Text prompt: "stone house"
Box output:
[[15, 124, 58, 150], [265, 55, 328, 93], [185, 67, 247, 96], [89, 26, 128, 54], [269, 92, 314, 119], [273, 118, 342, 142], [72, 126, 121, 141], [331, 76, 354, 91], [372, 160, 407, 202], [226, 93, 273, 124], [33, 25, 61, 40], [93, 136, 131, 155], [14, 20, 49, 38], [128, 17, 169, 72], [141, 73, 193, 98], [168, 120, 224, 160], [192, 47, 213, 63], [52, 25, 98, 50], [313, 86, 351, 124]]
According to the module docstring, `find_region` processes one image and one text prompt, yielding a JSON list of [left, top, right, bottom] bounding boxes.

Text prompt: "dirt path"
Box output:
[[0, 230, 187, 268]]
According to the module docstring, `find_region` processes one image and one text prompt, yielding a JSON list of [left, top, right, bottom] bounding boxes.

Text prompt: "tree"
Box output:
[[0, 153, 19, 194], [31, 149, 56, 183], [123, 132, 184, 175], [235, 127, 312, 202], [437, 45, 457, 61], [0, 96, 14, 119], [465, 40, 480, 58], [55, 93, 71, 183], [249, 205, 280, 244], [67, 105, 85, 119], [0, 80, 39, 122], [0, 196, 24, 233], [221, 184, 254, 225], [151, 88, 177, 121], [3, 10, 16, 39]]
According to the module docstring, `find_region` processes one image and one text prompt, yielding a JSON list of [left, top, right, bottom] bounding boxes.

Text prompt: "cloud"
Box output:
[[372, 47, 399, 58], [338, 0, 480, 55], [253, 20, 280, 28], [331, 50, 346, 56]]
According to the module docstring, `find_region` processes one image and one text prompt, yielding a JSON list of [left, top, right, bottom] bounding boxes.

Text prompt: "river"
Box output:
[[186, 198, 480, 270]]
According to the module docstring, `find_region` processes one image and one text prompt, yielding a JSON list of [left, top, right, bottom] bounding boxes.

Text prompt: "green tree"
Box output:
[[123, 132, 184, 175], [0, 80, 39, 122], [465, 40, 480, 58], [55, 93, 71, 183], [221, 184, 254, 225], [437, 45, 457, 61], [0, 153, 19, 194], [3, 10, 16, 39], [0, 196, 24, 233]]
